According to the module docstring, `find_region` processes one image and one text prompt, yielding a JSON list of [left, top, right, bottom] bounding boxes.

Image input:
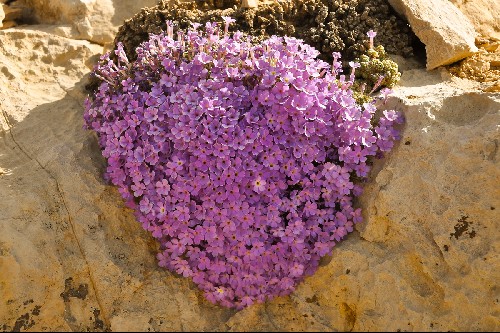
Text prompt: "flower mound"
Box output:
[[84, 21, 402, 309]]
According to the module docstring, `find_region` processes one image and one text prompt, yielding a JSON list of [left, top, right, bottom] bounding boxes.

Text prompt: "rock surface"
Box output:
[[0, 4, 4, 28], [448, 36, 500, 92], [23, 0, 157, 44], [0, 1, 32, 30], [1, 2, 499, 332], [450, 0, 500, 40], [388, 0, 478, 69]]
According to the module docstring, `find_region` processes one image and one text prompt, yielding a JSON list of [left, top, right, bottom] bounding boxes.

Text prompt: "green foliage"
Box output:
[[352, 45, 401, 104], [358, 45, 401, 90]]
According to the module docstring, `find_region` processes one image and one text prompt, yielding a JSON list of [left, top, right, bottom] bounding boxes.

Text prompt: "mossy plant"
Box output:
[[111, 0, 415, 63], [356, 45, 401, 91], [350, 31, 401, 104]]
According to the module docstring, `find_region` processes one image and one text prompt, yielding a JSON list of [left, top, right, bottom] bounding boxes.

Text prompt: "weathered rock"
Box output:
[[3, 3, 24, 21], [0, 19, 16, 29], [448, 35, 500, 93], [0, 4, 4, 28], [1, 24, 498, 331], [450, 0, 500, 40], [23, 0, 157, 44], [388, 0, 478, 69], [241, 0, 259, 8]]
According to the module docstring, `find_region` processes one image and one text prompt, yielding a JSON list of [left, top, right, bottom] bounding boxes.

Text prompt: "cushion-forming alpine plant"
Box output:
[[84, 19, 403, 309]]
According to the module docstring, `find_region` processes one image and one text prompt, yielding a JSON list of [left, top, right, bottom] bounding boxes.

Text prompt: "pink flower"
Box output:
[[85, 22, 402, 309], [252, 177, 267, 193], [367, 30, 377, 49], [221, 16, 236, 35]]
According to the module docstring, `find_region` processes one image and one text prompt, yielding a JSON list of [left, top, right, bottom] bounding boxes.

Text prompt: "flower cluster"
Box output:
[[84, 20, 402, 309]]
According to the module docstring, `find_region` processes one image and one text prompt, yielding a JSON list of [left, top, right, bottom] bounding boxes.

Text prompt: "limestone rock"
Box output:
[[0, 4, 4, 28], [450, 0, 500, 40], [23, 0, 157, 44], [0, 1, 32, 30], [3, 3, 24, 21], [388, 0, 478, 69], [241, 0, 259, 8], [1, 20, 17, 29]]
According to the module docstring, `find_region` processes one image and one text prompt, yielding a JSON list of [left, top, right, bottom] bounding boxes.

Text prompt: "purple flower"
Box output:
[[166, 20, 174, 39], [174, 258, 192, 277], [191, 22, 202, 30], [380, 88, 393, 104], [367, 30, 377, 49], [221, 16, 236, 35], [349, 61, 361, 81], [139, 197, 153, 214], [291, 92, 312, 111], [84, 21, 402, 309]]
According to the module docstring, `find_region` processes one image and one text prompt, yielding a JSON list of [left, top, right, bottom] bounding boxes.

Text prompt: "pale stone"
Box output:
[[388, 0, 479, 69], [2, 4, 23, 21], [467, 58, 491, 73], [450, 0, 500, 40], [241, 0, 259, 8], [0, 19, 16, 29], [23, 0, 158, 44], [0, 4, 4, 28]]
